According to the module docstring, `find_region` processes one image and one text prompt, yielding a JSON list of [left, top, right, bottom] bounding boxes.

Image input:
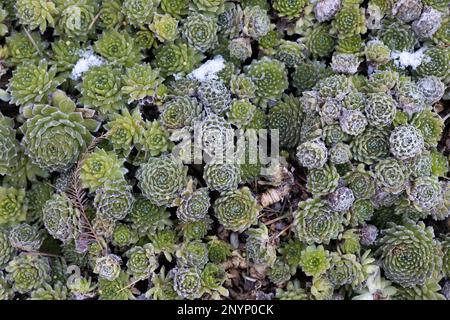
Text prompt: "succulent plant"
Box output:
[[327, 187, 355, 213], [0, 229, 14, 269], [20, 95, 97, 172], [80, 148, 127, 191], [246, 57, 288, 100], [153, 40, 204, 76], [340, 109, 367, 136], [50, 38, 84, 72], [204, 162, 241, 192], [94, 30, 142, 67], [410, 110, 444, 148], [8, 60, 62, 106], [344, 165, 376, 199], [350, 199, 374, 226], [98, 272, 134, 300], [0, 187, 27, 226], [365, 40, 391, 64], [42, 193, 79, 243], [351, 126, 390, 164], [417, 76, 445, 104], [268, 260, 291, 285], [129, 196, 172, 236], [121, 64, 166, 103], [78, 65, 124, 115], [199, 114, 233, 161], [207, 237, 232, 264], [331, 4, 366, 38], [365, 93, 397, 126], [98, 0, 124, 29], [268, 94, 304, 150], [111, 223, 139, 248], [125, 244, 158, 280], [176, 240, 209, 268], [197, 79, 231, 114], [276, 279, 309, 300], [5, 254, 50, 294], [0, 7, 7, 37], [407, 176, 442, 212], [302, 24, 335, 58], [172, 267, 202, 299], [0, 115, 20, 176], [55, 0, 98, 39], [16, 0, 57, 33], [379, 21, 416, 51], [293, 198, 346, 245], [330, 143, 352, 164], [141, 121, 171, 157], [242, 6, 270, 39], [214, 187, 260, 233], [246, 224, 277, 266], [122, 0, 158, 27], [137, 156, 188, 207], [161, 0, 189, 17], [378, 220, 442, 287], [150, 14, 179, 43], [296, 140, 328, 169], [94, 179, 134, 221], [182, 13, 218, 53], [149, 228, 179, 261], [93, 254, 122, 281], [30, 282, 69, 300], [306, 163, 340, 196], [5, 32, 47, 66], [160, 96, 202, 131], [374, 159, 407, 195], [105, 108, 144, 154], [389, 125, 424, 160], [201, 263, 228, 298], [326, 252, 363, 287], [226, 99, 256, 128], [8, 223, 42, 252], [273, 0, 308, 19], [299, 245, 331, 277]]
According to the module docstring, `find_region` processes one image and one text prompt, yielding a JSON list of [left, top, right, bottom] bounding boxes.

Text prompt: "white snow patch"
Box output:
[[71, 49, 105, 80], [391, 48, 429, 70], [188, 55, 225, 82]]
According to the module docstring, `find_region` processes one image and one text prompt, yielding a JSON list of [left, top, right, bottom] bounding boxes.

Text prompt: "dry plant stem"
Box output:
[[68, 132, 110, 253], [23, 27, 43, 57], [264, 213, 290, 225], [24, 251, 62, 258], [271, 224, 292, 240], [88, 12, 101, 31]]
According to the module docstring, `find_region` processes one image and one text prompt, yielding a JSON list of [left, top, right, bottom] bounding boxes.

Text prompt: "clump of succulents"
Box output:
[[0, 0, 448, 301]]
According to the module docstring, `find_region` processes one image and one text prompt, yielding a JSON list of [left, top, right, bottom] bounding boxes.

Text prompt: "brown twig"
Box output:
[[24, 251, 62, 258], [23, 27, 44, 57], [66, 132, 110, 253]]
